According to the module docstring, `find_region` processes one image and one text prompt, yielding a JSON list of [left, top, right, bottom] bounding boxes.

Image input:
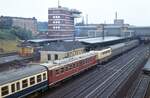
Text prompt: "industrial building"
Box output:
[[48, 6, 81, 39], [75, 19, 150, 38]]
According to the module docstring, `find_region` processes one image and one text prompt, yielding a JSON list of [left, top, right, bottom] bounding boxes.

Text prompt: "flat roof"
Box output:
[[66, 36, 128, 44], [28, 36, 129, 44], [27, 37, 86, 43]]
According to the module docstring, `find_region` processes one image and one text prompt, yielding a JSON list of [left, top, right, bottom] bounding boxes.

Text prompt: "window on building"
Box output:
[[43, 73, 46, 80], [57, 16, 60, 18], [48, 54, 51, 60], [16, 82, 20, 91], [53, 26, 55, 29], [55, 54, 58, 60], [57, 21, 60, 24], [11, 84, 15, 93], [22, 79, 28, 88], [53, 16, 56, 18], [30, 77, 35, 85], [57, 26, 60, 29], [1, 86, 9, 96], [37, 75, 42, 83]]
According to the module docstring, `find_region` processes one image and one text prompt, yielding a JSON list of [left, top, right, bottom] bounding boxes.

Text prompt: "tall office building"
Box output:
[[48, 6, 81, 39]]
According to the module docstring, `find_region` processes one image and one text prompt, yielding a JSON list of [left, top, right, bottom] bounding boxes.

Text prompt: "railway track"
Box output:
[[97, 47, 148, 98], [0, 52, 17, 57], [40, 45, 148, 98], [126, 75, 150, 98]]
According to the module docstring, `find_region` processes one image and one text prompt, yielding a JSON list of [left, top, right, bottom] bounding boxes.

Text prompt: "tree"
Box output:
[[11, 27, 32, 40]]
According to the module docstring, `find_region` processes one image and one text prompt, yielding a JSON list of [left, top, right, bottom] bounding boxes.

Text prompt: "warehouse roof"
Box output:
[[41, 41, 84, 52], [66, 36, 126, 44]]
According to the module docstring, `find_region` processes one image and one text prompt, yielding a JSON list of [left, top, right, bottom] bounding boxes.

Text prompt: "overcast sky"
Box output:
[[0, 0, 150, 26]]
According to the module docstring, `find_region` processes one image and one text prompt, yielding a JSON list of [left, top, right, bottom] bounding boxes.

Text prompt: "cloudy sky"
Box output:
[[0, 0, 149, 26]]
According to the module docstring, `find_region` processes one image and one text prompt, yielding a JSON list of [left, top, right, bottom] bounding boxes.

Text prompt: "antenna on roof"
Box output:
[[115, 12, 118, 20], [86, 14, 88, 25], [58, 0, 61, 8]]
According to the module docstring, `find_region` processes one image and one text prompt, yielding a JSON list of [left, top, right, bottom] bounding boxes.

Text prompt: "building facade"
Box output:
[[48, 6, 81, 39], [0, 16, 38, 35], [40, 41, 85, 62]]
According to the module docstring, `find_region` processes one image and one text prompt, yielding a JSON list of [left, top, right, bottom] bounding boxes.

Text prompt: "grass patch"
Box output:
[[0, 39, 20, 53]]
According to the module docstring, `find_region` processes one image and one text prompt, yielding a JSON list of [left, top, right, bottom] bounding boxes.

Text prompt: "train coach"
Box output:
[[0, 40, 139, 98], [143, 57, 150, 75], [41, 52, 97, 86], [0, 66, 48, 98]]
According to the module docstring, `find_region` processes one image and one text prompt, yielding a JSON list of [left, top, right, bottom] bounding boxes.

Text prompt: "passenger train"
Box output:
[[0, 40, 139, 98]]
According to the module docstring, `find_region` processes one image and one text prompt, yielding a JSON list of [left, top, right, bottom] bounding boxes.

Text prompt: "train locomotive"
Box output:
[[0, 40, 139, 98]]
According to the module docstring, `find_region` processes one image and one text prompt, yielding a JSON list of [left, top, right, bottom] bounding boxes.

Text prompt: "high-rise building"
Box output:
[[48, 6, 81, 39]]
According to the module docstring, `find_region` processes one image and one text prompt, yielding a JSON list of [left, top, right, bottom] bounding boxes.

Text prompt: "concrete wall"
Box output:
[[40, 48, 84, 62]]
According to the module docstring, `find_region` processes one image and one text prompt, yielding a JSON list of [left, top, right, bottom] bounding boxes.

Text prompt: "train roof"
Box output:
[[143, 58, 150, 71], [0, 65, 47, 86], [41, 52, 96, 70], [125, 40, 139, 44], [109, 39, 138, 50], [109, 43, 125, 50], [0, 55, 24, 64]]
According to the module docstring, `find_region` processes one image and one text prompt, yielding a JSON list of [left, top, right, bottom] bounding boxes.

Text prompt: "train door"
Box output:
[[48, 70, 53, 85]]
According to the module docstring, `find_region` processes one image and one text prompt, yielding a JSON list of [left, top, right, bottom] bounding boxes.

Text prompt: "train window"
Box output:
[[1, 86, 9, 96], [69, 64, 72, 69], [71, 64, 74, 68], [61, 68, 64, 73], [73, 63, 76, 68], [84, 59, 86, 64], [69, 65, 72, 69], [37, 75, 42, 83], [16, 82, 20, 91], [79, 61, 82, 65], [65, 67, 68, 71], [22, 79, 28, 88], [43, 73, 46, 80], [55, 69, 60, 74], [74, 63, 77, 67], [77, 62, 80, 67], [30, 77, 35, 85], [11, 84, 15, 93]]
